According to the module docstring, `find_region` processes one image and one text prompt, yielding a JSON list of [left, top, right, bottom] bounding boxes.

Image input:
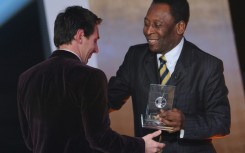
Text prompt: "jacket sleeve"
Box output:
[[183, 60, 231, 139], [81, 69, 144, 153], [17, 75, 33, 151], [108, 47, 134, 110]]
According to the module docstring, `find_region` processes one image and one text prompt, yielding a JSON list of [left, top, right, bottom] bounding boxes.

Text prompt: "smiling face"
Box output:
[[143, 3, 184, 54], [80, 25, 100, 64]]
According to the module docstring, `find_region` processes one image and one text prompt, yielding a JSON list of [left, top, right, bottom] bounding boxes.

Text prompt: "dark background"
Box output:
[[0, 0, 244, 152], [229, 0, 245, 87], [0, 1, 48, 152]]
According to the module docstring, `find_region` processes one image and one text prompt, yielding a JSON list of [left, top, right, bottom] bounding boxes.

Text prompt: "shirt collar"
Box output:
[[157, 37, 184, 64], [60, 49, 82, 62]]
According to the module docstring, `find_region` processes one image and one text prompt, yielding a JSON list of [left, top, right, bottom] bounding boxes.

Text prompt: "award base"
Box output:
[[141, 114, 174, 132]]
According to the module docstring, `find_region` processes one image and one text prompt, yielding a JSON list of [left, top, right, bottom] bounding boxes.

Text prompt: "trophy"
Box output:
[[141, 84, 176, 131]]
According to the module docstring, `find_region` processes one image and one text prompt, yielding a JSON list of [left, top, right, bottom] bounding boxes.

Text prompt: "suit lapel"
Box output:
[[167, 40, 193, 86], [143, 50, 159, 84], [168, 61, 187, 86]]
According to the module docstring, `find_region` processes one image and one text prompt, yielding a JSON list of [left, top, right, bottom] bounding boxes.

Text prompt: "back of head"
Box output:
[[54, 6, 102, 48], [152, 0, 189, 25]]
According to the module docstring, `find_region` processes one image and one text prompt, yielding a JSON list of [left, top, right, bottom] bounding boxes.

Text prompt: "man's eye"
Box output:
[[144, 22, 150, 27], [155, 23, 162, 28]]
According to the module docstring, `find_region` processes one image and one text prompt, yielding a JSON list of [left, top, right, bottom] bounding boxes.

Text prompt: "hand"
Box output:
[[142, 130, 165, 153], [159, 108, 185, 133]]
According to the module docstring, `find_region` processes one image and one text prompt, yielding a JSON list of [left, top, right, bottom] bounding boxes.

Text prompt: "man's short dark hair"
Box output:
[[54, 6, 102, 47], [152, 0, 190, 24]]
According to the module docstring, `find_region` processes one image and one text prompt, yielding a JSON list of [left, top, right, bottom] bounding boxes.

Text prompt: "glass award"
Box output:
[[141, 84, 175, 131]]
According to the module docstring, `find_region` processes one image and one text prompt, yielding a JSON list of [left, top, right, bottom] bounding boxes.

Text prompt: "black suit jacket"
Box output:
[[17, 50, 144, 153], [108, 40, 230, 153]]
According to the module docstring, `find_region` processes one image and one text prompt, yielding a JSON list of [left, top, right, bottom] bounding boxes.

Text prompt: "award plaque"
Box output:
[[141, 84, 175, 131]]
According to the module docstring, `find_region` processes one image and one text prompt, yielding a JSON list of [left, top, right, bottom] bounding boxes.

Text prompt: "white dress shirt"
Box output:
[[157, 37, 184, 75]]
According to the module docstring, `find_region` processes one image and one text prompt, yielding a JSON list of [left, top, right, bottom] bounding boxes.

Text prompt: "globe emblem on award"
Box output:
[[154, 96, 167, 108]]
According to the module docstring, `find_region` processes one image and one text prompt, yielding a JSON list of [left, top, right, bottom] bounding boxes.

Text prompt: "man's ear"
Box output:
[[74, 29, 84, 43], [176, 21, 186, 35]]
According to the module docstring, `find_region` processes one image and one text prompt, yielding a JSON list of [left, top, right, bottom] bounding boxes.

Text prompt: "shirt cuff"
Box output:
[[180, 129, 184, 138]]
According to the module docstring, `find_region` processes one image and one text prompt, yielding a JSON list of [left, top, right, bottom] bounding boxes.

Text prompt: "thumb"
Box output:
[[150, 130, 162, 138], [172, 108, 178, 111]]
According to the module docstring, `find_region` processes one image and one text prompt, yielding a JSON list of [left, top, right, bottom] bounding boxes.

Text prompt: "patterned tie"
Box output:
[[159, 55, 170, 85], [158, 55, 170, 152]]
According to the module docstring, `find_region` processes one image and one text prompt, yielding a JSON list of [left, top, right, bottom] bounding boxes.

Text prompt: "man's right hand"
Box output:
[[142, 130, 165, 153]]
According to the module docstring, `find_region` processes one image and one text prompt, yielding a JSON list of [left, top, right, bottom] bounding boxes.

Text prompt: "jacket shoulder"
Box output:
[[128, 43, 148, 52], [125, 43, 152, 58], [185, 40, 223, 64]]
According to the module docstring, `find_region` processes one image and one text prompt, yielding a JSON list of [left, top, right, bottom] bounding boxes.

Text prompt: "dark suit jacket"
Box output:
[[17, 50, 144, 153], [108, 40, 231, 153]]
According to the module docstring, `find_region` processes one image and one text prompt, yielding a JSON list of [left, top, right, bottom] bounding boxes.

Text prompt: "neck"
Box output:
[[58, 43, 82, 61], [59, 43, 79, 54]]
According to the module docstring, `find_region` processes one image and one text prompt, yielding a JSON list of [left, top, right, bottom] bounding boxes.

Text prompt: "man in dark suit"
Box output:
[[17, 6, 165, 153], [108, 0, 231, 152]]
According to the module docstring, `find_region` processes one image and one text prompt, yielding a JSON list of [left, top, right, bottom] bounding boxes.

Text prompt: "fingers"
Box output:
[[146, 143, 165, 153], [151, 140, 165, 153], [159, 109, 184, 132], [161, 118, 181, 131], [159, 109, 166, 118], [143, 132, 165, 153], [150, 130, 162, 138], [157, 141, 165, 148]]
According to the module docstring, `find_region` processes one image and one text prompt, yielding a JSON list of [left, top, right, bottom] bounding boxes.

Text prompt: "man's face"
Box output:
[[80, 25, 99, 64], [143, 3, 180, 54]]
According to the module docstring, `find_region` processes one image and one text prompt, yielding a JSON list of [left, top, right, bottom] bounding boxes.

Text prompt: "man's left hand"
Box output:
[[159, 108, 185, 133]]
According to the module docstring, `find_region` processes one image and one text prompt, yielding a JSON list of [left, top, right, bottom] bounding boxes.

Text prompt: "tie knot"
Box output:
[[159, 55, 167, 64]]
